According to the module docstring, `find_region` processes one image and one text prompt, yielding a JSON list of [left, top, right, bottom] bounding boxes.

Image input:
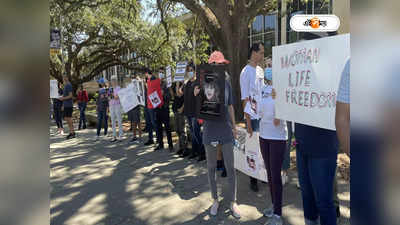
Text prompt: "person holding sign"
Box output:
[[77, 85, 88, 130], [239, 42, 265, 192], [194, 51, 241, 219], [58, 75, 75, 139], [108, 75, 123, 142], [52, 81, 64, 135], [259, 67, 288, 225], [293, 33, 339, 225], [154, 68, 173, 151]]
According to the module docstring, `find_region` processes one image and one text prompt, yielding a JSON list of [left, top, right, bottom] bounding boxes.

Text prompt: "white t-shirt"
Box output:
[[239, 64, 264, 119], [259, 84, 288, 140]]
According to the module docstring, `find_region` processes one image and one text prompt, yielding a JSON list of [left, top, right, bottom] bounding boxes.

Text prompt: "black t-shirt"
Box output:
[[183, 79, 200, 117], [172, 82, 184, 112]]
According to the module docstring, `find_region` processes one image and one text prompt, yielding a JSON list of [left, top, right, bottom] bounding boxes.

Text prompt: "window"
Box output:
[[251, 15, 264, 35]]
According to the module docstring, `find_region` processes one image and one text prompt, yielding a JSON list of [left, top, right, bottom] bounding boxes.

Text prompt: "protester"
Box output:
[[144, 70, 159, 146], [96, 88, 109, 140], [108, 75, 123, 142], [294, 33, 338, 225], [239, 42, 265, 192], [77, 85, 88, 130], [259, 67, 288, 225], [58, 75, 75, 139], [172, 81, 187, 154], [129, 75, 142, 142], [53, 81, 64, 135], [194, 51, 240, 218], [180, 63, 206, 161], [154, 68, 173, 151]]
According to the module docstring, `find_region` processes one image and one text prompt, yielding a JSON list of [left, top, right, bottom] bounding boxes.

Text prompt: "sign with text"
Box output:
[[118, 85, 137, 113], [50, 80, 60, 98], [174, 61, 187, 82], [272, 34, 350, 130], [166, 66, 172, 88]]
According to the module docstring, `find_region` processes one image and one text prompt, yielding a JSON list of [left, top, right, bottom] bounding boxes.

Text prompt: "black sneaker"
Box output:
[[336, 206, 340, 218], [82, 125, 86, 129], [130, 137, 138, 143], [169, 145, 174, 152], [110, 138, 117, 143], [176, 149, 184, 155], [197, 154, 206, 162], [144, 140, 154, 146], [66, 133, 72, 139], [250, 181, 259, 192], [221, 169, 227, 177], [154, 145, 163, 151], [180, 151, 189, 158]]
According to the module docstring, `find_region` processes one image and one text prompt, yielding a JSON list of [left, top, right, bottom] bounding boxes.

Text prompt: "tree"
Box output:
[[160, 0, 277, 120], [49, 0, 186, 93]]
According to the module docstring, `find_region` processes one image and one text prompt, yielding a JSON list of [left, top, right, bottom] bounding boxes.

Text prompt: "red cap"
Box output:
[[208, 51, 230, 64]]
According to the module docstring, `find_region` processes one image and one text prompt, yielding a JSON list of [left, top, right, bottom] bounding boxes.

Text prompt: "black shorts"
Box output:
[[64, 107, 73, 118], [128, 107, 141, 123]]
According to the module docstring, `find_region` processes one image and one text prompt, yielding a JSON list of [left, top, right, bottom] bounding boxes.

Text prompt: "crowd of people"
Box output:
[[51, 34, 350, 225]]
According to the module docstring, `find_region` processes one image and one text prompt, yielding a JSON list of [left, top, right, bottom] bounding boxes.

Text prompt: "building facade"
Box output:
[[249, 0, 350, 57]]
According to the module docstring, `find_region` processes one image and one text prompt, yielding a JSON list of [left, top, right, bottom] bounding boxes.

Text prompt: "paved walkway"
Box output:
[[50, 125, 350, 225]]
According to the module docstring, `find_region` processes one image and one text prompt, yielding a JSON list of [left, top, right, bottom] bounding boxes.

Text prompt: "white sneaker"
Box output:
[[95, 136, 100, 141], [263, 205, 274, 218], [210, 201, 219, 216], [265, 214, 283, 225], [230, 202, 241, 219], [282, 173, 288, 186]]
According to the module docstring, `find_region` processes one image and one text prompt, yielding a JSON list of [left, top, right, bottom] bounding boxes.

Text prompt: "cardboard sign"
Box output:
[[166, 66, 172, 88], [233, 128, 268, 182], [197, 64, 226, 121], [118, 85, 137, 113], [272, 34, 350, 130], [149, 91, 161, 108], [50, 80, 60, 98], [174, 61, 187, 82]]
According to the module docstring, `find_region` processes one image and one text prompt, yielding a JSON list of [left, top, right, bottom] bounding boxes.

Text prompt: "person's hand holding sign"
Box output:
[[194, 86, 200, 96]]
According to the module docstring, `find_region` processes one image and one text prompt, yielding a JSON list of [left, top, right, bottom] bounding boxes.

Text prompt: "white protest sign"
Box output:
[[166, 66, 172, 88], [137, 80, 146, 106], [233, 128, 268, 182], [149, 91, 161, 108], [118, 85, 137, 113], [50, 80, 60, 98], [174, 61, 187, 82], [272, 34, 350, 130]]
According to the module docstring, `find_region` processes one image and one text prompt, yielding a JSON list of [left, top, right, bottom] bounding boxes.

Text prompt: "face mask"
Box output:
[[188, 72, 194, 78]]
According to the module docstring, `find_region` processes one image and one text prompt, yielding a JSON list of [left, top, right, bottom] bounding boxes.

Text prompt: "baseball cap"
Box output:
[[208, 51, 230, 64]]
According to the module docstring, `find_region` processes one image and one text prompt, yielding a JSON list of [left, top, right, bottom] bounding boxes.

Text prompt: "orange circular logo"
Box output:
[[310, 17, 320, 29]]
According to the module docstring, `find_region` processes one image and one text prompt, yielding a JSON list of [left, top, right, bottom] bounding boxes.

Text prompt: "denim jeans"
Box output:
[[282, 121, 293, 170], [97, 110, 108, 136], [147, 108, 158, 141], [296, 149, 337, 225], [187, 116, 204, 155], [53, 104, 63, 129], [78, 102, 87, 129]]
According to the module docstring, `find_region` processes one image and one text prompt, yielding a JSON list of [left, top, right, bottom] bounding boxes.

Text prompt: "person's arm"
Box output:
[[59, 90, 72, 101], [335, 102, 350, 155], [240, 70, 253, 136], [228, 104, 237, 138]]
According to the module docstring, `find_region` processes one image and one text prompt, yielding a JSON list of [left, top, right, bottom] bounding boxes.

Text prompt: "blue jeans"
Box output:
[[187, 116, 204, 155], [146, 108, 158, 141], [96, 110, 108, 136], [296, 149, 337, 225], [78, 102, 87, 128], [282, 121, 293, 170]]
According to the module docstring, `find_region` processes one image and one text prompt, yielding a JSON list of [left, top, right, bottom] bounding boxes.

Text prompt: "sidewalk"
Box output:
[[50, 125, 350, 225]]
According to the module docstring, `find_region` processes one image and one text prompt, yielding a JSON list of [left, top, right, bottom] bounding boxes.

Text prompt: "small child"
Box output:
[[96, 88, 109, 140]]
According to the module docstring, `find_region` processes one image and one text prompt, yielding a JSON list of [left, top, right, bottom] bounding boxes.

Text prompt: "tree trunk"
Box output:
[[220, 21, 249, 122]]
